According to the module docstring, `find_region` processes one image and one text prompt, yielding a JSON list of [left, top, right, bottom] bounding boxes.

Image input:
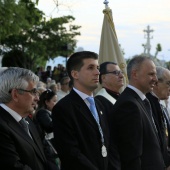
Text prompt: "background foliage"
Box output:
[[0, 0, 81, 70]]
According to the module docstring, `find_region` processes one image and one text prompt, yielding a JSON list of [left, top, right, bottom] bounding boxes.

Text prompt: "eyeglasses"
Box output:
[[158, 79, 170, 87], [17, 88, 40, 96], [104, 70, 124, 76], [166, 81, 170, 87], [9, 88, 40, 96]]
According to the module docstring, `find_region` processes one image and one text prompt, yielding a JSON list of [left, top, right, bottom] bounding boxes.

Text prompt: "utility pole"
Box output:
[[143, 25, 154, 56]]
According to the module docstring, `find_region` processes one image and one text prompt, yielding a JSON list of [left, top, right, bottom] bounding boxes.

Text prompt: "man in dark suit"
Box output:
[[95, 61, 124, 104], [111, 55, 166, 170], [147, 66, 170, 169], [0, 67, 47, 170], [52, 51, 112, 170], [95, 61, 125, 170]]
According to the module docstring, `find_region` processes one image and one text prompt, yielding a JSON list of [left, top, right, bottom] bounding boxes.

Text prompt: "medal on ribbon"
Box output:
[[101, 145, 107, 157]]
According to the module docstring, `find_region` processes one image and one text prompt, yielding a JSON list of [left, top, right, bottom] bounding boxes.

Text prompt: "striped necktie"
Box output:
[[19, 118, 32, 138]]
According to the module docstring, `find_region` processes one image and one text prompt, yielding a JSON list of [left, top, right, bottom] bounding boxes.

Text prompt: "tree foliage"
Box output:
[[154, 43, 162, 58], [0, 0, 43, 40], [0, 0, 81, 70], [2, 49, 33, 68]]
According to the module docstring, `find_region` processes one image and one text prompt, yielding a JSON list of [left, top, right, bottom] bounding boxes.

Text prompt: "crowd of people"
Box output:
[[0, 51, 170, 170]]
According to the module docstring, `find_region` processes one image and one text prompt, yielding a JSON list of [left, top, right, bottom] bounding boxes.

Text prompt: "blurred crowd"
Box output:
[[1, 51, 170, 170]]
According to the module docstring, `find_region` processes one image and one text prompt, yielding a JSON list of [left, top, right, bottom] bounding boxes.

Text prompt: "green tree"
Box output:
[[154, 43, 162, 58], [0, 0, 81, 71], [1, 15, 81, 70], [0, 0, 43, 40], [2, 49, 33, 68]]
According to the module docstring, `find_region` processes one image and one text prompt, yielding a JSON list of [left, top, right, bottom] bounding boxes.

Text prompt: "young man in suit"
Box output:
[[147, 66, 170, 169], [52, 51, 112, 170], [0, 67, 47, 170], [111, 55, 166, 170]]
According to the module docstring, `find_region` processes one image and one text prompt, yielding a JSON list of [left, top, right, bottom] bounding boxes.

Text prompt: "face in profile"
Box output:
[[15, 81, 39, 117], [73, 58, 100, 94], [156, 70, 170, 100], [45, 95, 58, 111], [102, 64, 124, 92], [134, 59, 157, 94]]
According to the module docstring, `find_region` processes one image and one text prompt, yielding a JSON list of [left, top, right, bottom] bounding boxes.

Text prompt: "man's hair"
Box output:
[[49, 83, 57, 92], [99, 61, 117, 84], [60, 76, 70, 85], [127, 55, 153, 80], [66, 51, 98, 82], [0, 67, 39, 103], [156, 66, 167, 82]]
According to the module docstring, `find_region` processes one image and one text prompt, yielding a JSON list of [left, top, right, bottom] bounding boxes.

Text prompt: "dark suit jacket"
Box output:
[[0, 106, 47, 170], [52, 89, 110, 170], [35, 109, 53, 139], [146, 92, 170, 167], [111, 87, 165, 170], [95, 95, 121, 170]]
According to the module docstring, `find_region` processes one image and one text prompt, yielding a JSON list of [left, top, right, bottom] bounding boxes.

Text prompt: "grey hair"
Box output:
[[0, 67, 39, 103], [156, 66, 167, 81], [127, 55, 153, 80]]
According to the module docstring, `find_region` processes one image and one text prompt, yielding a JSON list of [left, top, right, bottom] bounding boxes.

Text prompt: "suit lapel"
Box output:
[[69, 90, 100, 131], [27, 118, 46, 162], [127, 89, 161, 144], [0, 107, 46, 162]]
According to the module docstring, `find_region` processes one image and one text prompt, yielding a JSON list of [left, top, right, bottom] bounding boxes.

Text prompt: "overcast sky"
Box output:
[[37, 0, 170, 61]]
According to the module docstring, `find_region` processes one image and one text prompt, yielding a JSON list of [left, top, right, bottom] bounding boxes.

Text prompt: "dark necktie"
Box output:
[[161, 104, 170, 146], [143, 98, 152, 117], [19, 118, 32, 138], [143, 98, 158, 132]]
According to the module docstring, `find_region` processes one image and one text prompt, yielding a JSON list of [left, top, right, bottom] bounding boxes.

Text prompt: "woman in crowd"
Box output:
[[34, 89, 59, 170]]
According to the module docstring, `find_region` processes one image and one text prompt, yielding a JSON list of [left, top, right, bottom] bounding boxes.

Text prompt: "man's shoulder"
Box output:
[[95, 95, 113, 105], [55, 90, 81, 107], [119, 87, 138, 99], [95, 88, 117, 104], [56, 93, 72, 104], [0, 106, 11, 121], [114, 88, 140, 107], [95, 88, 107, 96]]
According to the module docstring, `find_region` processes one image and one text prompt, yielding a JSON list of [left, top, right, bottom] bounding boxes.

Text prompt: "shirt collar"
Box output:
[[0, 103, 22, 122], [150, 91, 159, 100], [127, 85, 146, 101], [73, 87, 93, 100]]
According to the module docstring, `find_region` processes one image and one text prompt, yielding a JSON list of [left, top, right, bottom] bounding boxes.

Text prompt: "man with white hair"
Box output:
[[147, 66, 170, 169], [0, 67, 47, 170]]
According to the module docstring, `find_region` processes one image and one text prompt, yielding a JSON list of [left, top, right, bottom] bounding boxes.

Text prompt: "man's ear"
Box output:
[[71, 70, 79, 80], [11, 89, 19, 102], [101, 74, 106, 82], [131, 69, 137, 80]]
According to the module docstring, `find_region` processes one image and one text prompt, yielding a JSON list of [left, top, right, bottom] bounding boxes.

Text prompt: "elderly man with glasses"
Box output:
[[146, 66, 170, 170], [95, 61, 124, 170], [95, 61, 124, 104], [0, 67, 48, 170]]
